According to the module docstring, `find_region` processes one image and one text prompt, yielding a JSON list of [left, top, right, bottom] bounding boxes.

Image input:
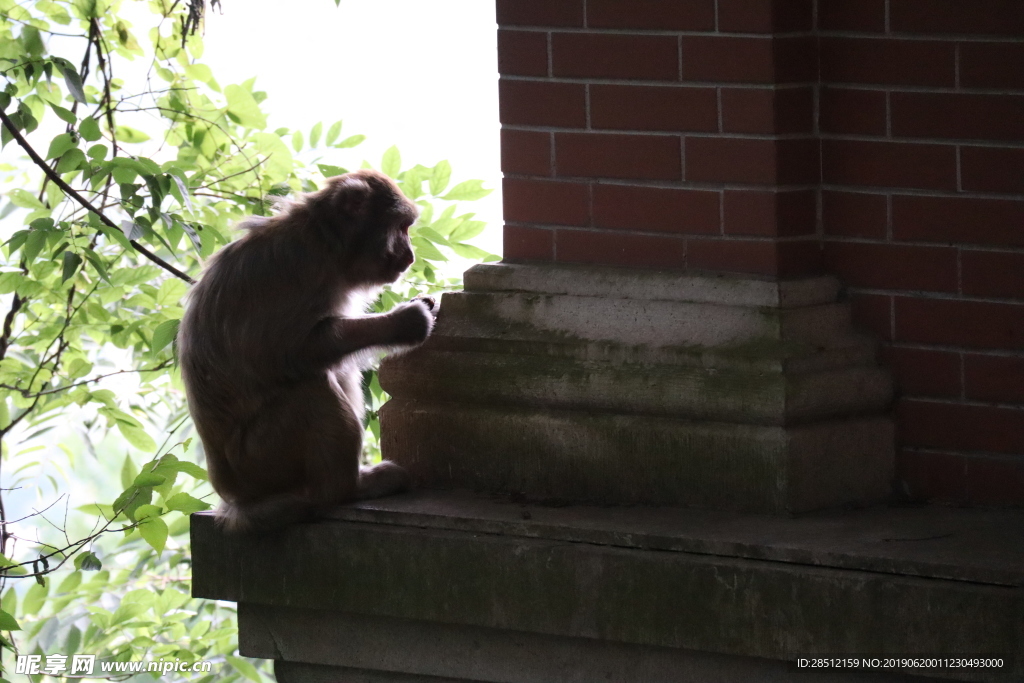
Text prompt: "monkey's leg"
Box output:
[[331, 367, 412, 501]]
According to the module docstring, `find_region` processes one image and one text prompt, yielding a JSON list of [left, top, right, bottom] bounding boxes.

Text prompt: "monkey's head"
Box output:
[[309, 169, 419, 286]]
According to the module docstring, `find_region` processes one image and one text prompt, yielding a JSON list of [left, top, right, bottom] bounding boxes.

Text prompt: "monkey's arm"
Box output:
[[301, 301, 433, 368]]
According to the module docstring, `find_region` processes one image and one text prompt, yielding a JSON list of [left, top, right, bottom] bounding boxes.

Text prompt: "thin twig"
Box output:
[[0, 108, 196, 284]]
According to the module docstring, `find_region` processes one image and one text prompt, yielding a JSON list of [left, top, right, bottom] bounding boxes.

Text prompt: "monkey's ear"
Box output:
[[325, 175, 372, 219]]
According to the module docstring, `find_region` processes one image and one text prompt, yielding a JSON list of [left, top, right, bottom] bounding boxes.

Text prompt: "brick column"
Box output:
[[498, 0, 821, 276]]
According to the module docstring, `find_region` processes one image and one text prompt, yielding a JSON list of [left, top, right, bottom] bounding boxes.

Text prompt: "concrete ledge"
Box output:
[[263, 609, 937, 683], [191, 494, 1024, 683]]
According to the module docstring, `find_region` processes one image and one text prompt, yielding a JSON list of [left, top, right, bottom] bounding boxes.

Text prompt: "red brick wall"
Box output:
[[496, 0, 1024, 506]]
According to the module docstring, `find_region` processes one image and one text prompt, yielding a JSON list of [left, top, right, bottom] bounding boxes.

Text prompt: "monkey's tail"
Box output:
[[215, 494, 318, 533]]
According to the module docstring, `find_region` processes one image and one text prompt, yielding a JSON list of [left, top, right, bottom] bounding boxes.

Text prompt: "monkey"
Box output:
[[177, 169, 435, 532]]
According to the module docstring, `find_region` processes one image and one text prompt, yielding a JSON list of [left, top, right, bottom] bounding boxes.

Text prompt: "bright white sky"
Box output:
[[201, 0, 503, 255]]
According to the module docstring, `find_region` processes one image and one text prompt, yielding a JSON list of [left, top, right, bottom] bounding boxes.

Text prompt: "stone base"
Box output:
[[380, 263, 894, 513], [190, 495, 1024, 683]]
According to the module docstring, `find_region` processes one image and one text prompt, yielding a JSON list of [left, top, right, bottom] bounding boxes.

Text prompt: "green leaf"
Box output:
[[411, 237, 447, 262], [309, 121, 322, 147], [87, 143, 107, 160], [430, 160, 452, 196], [291, 129, 304, 152], [317, 164, 347, 179], [450, 219, 487, 243], [119, 422, 157, 452], [49, 102, 76, 124], [57, 572, 82, 593], [22, 582, 47, 616], [133, 472, 165, 487], [79, 117, 101, 142], [450, 242, 495, 260], [165, 492, 211, 514], [55, 59, 87, 104], [253, 132, 294, 176], [151, 319, 180, 352], [138, 516, 168, 553], [55, 148, 86, 174], [442, 179, 492, 201], [114, 125, 150, 143], [174, 461, 208, 481], [0, 609, 20, 631], [61, 251, 82, 283], [225, 84, 267, 130], [74, 552, 102, 571], [326, 120, 342, 145], [336, 134, 365, 148], [46, 132, 75, 159], [8, 189, 45, 210], [121, 453, 139, 489], [381, 146, 401, 177], [227, 656, 262, 683]]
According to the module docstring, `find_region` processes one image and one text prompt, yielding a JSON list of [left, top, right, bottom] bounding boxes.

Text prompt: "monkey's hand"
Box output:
[[411, 296, 439, 317], [389, 300, 434, 346]]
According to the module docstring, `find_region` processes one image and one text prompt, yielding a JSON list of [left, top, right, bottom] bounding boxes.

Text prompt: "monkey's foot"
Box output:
[[356, 460, 412, 501]]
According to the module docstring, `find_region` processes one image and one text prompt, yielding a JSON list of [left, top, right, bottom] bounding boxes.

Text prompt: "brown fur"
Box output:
[[178, 170, 432, 532]]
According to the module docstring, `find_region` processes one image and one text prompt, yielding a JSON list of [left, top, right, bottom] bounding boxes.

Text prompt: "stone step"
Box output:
[[380, 400, 894, 513], [380, 350, 893, 426], [464, 262, 843, 309], [436, 290, 855, 349]]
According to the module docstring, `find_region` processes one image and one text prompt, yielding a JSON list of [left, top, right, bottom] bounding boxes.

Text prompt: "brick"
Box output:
[[552, 33, 678, 81], [849, 292, 892, 340], [497, 30, 548, 77], [895, 297, 1024, 350], [823, 242, 958, 292], [556, 133, 682, 181], [501, 129, 551, 176], [962, 250, 1024, 300], [820, 38, 955, 87], [880, 346, 961, 398], [682, 37, 816, 84], [589, 85, 718, 133], [899, 399, 1024, 454], [682, 37, 773, 83], [498, 80, 586, 128], [822, 191, 887, 239], [892, 196, 1024, 248], [504, 224, 554, 261], [686, 137, 818, 185], [964, 354, 1024, 404], [961, 147, 1024, 195], [966, 456, 1024, 506], [776, 239, 823, 277], [895, 450, 968, 504], [587, 0, 715, 31], [555, 229, 686, 269], [890, 0, 1024, 36], [592, 185, 720, 235], [687, 238, 779, 275], [716, 0, 813, 33], [960, 43, 1024, 90], [723, 190, 816, 237], [822, 140, 957, 191], [496, 0, 583, 27], [502, 178, 590, 227], [891, 93, 1024, 143], [721, 87, 814, 135], [819, 87, 887, 136], [817, 0, 886, 32]]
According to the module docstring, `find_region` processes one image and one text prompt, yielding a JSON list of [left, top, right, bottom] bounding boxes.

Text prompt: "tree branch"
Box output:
[[0, 108, 196, 285]]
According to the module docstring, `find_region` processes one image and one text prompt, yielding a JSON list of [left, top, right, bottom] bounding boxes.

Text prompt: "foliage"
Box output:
[[0, 0, 495, 679]]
